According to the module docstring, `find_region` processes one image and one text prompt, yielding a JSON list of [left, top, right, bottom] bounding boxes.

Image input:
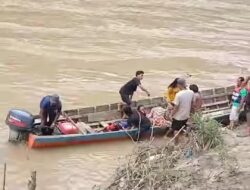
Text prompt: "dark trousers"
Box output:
[[46, 112, 57, 126], [171, 118, 188, 131], [120, 93, 132, 105]]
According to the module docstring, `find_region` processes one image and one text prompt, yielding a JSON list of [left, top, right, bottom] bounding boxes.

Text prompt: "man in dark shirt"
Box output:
[[123, 106, 151, 140], [119, 71, 150, 105], [40, 94, 62, 128]]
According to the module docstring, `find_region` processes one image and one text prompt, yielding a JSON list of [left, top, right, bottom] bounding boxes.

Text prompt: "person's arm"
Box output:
[[190, 93, 196, 113], [39, 109, 47, 126], [51, 113, 60, 128], [138, 84, 150, 96], [129, 94, 133, 100], [39, 99, 48, 126], [170, 94, 180, 120], [165, 88, 171, 103], [51, 103, 62, 127], [146, 109, 154, 118]]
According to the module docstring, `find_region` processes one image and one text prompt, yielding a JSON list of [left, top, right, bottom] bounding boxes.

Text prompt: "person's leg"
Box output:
[[229, 107, 237, 130], [48, 112, 56, 127], [120, 93, 131, 106], [120, 94, 132, 118], [171, 119, 187, 145]]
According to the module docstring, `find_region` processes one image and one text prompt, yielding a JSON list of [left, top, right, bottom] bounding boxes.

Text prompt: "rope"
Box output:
[[122, 110, 155, 143], [136, 110, 142, 142]]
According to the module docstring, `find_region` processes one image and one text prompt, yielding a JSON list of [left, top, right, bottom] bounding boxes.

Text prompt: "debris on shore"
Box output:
[[95, 114, 243, 190]]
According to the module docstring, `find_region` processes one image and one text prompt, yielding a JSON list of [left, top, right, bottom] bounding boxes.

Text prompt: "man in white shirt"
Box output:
[[166, 78, 194, 143]]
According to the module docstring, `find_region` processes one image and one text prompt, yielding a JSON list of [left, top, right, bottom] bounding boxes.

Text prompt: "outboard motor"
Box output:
[[6, 109, 34, 142]]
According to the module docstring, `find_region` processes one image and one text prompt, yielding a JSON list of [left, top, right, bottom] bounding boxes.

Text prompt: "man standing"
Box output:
[[229, 77, 248, 129], [166, 78, 194, 144], [40, 94, 62, 135], [119, 71, 150, 106]]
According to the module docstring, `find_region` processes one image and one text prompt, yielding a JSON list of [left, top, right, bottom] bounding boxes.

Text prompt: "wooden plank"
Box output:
[[202, 100, 229, 108], [77, 122, 95, 134], [202, 107, 230, 114], [202, 93, 231, 100]]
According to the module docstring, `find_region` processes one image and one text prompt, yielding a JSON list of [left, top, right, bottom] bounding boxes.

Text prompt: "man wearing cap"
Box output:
[[166, 78, 194, 144], [39, 94, 62, 134]]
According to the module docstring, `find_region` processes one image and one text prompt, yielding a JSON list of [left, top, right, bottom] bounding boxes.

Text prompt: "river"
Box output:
[[0, 0, 250, 189]]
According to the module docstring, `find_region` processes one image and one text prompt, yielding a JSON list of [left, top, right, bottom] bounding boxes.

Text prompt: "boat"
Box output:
[[6, 85, 235, 149]]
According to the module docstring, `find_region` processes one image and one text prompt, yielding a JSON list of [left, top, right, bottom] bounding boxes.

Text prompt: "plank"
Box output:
[[77, 122, 96, 134]]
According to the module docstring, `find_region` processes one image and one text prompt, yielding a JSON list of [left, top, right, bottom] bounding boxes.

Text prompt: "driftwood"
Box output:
[[2, 163, 6, 190], [27, 171, 36, 190]]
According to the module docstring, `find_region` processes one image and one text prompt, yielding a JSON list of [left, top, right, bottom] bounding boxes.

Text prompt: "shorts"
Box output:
[[120, 93, 131, 105], [171, 118, 188, 131], [230, 106, 239, 122]]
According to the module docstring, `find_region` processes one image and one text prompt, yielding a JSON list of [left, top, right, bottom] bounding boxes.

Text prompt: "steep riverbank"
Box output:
[[97, 123, 250, 190]]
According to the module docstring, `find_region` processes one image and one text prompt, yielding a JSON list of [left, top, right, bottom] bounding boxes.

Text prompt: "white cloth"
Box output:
[[229, 106, 239, 121], [173, 89, 194, 120]]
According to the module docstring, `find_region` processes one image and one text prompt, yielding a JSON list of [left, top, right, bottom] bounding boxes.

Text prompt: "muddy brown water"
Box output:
[[0, 0, 250, 189]]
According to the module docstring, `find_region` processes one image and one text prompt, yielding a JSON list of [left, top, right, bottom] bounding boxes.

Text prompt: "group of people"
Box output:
[[119, 71, 203, 142], [39, 70, 250, 140]]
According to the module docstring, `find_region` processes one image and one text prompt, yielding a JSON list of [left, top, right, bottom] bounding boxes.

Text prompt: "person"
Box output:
[[165, 78, 194, 144], [39, 94, 62, 135], [119, 71, 150, 106], [164, 78, 180, 119], [137, 105, 147, 116], [189, 84, 203, 112], [229, 77, 248, 129], [146, 104, 171, 128], [244, 89, 250, 136], [164, 78, 180, 104], [123, 106, 151, 140]]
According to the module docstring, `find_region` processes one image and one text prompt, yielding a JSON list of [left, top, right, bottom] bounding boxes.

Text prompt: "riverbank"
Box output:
[[96, 119, 250, 190]]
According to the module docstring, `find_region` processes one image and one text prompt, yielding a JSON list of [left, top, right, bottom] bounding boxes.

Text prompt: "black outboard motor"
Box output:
[[6, 109, 35, 142]]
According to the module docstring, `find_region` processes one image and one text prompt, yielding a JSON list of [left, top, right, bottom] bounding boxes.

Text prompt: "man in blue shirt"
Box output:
[[40, 94, 62, 129]]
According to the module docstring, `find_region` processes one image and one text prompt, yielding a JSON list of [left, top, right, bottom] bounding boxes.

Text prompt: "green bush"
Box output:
[[192, 113, 224, 150]]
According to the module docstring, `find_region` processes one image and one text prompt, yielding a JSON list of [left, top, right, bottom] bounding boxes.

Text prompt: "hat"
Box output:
[[177, 78, 186, 86], [50, 94, 60, 103]]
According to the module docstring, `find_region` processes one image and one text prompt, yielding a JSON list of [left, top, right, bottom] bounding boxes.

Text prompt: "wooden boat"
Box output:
[[7, 85, 235, 149]]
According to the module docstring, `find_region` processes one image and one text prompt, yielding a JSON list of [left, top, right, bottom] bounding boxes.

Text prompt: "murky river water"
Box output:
[[0, 0, 250, 189]]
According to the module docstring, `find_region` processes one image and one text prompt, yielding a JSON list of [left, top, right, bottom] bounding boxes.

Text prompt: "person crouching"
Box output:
[[123, 106, 151, 141]]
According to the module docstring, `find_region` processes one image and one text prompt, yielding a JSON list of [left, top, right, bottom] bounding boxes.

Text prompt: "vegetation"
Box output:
[[94, 114, 240, 190]]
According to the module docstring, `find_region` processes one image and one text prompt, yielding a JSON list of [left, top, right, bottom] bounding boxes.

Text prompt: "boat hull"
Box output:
[[28, 126, 166, 149]]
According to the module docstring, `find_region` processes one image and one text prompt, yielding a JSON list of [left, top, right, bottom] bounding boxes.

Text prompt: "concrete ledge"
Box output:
[[226, 86, 234, 93], [78, 107, 95, 115], [78, 115, 88, 122], [61, 85, 234, 122], [215, 96, 227, 102], [64, 109, 78, 116], [218, 103, 229, 108], [96, 105, 110, 112], [87, 110, 121, 122], [110, 103, 119, 110], [151, 97, 164, 105], [203, 98, 214, 104], [201, 89, 214, 96], [214, 87, 225, 94], [137, 99, 151, 106], [131, 101, 137, 107]]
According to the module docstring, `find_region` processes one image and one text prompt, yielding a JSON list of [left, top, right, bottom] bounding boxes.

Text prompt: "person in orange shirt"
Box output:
[[165, 78, 180, 103], [164, 78, 180, 120]]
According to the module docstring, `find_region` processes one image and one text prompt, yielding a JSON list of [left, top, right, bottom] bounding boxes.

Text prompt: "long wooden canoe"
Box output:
[[24, 85, 236, 149]]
